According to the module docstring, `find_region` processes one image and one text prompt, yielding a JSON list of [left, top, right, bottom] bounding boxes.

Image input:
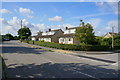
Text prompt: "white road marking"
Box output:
[[72, 69, 100, 80]]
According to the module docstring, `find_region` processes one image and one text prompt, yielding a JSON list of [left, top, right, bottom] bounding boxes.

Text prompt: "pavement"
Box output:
[[22, 42, 119, 64], [0, 55, 2, 80], [0, 43, 2, 80], [1, 40, 119, 79]]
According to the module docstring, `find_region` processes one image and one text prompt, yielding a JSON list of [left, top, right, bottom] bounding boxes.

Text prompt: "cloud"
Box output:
[[105, 20, 118, 32], [26, 15, 34, 18], [95, 20, 118, 36], [95, 2, 118, 15], [50, 24, 76, 32], [87, 18, 101, 29], [79, 0, 119, 2], [0, 9, 11, 14], [18, 8, 34, 18], [1, 17, 32, 35], [48, 16, 64, 22], [71, 13, 112, 19], [0, 17, 49, 36], [19, 8, 33, 14]]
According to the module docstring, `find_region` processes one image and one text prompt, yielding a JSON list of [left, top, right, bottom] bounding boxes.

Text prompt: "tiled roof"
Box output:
[[39, 35, 53, 38], [66, 27, 80, 30], [46, 29, 62, 32], [108, 32, 118, 35], [59, 34, 75, 38]]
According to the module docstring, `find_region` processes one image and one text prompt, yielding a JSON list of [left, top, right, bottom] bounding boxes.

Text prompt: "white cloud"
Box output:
[[96, 2, 118, 15], [18, 8, 34, 18], [71, 13, 112, 19], [26, 15, 34, 18], [50, 24, 75, 32], [87, 18, 101, 28], [0, 9, 11, 14], [19, 8, 33, 14], [95, 20, 118, 36], [107, 20, 118, 27], [105, 20, 118, 33], [1, 17, 31, 35], [0, 17, 49, 36], [79, 0, 119, 2], [48, 16, 64, 22]]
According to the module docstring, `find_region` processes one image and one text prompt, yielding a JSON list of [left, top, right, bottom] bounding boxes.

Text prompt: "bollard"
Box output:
[[33, 40, 34, 45]]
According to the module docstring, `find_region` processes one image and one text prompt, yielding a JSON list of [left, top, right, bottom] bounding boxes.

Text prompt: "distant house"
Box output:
[[31, 36, 36, 41], [38, 29, 64, 43], [31, 31, 42, 41], [104, 32, 119, 38], [59, 27, 79, 44]]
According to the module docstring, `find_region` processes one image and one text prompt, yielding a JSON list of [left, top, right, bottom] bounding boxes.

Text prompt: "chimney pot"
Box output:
[[65, 27, 68, 30], [49, 29, 51, 31]]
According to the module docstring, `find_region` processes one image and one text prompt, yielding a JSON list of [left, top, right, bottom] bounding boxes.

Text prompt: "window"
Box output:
[[69, 38, 71, 41], [60, 38, 64, 42]]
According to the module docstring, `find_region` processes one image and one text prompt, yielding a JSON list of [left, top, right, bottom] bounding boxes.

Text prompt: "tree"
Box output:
[[18, 27, 31, 40], [4, 33, 14, 40], [75, 20, 95, 45], [14, 36, 20, 40], [114, 35, 120, 46]]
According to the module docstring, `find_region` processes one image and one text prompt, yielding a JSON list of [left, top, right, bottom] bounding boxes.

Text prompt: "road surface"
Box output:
[[2, 40, 119, 79]]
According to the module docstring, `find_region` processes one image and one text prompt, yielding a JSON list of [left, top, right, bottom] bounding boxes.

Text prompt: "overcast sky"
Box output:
[[0, 0, 119, 36]]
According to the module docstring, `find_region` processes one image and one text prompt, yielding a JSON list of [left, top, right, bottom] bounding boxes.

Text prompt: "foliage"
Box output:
[[18, 27, 31, 40], [14, 36, 20, 40], [114, 35, 120, 46], [4, 33, 14, 40], [0, 35, 2, 41], [95, 35, 120, 46], [26, 40, 120, 51], [75, 20, 95, 45]]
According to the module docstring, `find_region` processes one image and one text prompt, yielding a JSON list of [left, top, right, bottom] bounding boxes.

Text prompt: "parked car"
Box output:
[[3, 38, 10, 41]]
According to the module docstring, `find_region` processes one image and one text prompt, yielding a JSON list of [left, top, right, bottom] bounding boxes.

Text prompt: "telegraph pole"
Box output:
[[112, 26, 114, 49], [21, 20, 22, 42]]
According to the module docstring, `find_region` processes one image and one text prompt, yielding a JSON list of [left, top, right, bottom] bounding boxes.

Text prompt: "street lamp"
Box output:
[[20, 20, 22, 42], [112, 26, 114, 49]]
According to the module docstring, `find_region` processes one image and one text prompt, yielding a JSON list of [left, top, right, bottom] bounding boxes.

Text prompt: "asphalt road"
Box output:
[[2, 40, 119, 79]]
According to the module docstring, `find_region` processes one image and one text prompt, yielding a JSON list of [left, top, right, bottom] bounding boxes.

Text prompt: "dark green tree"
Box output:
[[4, 33, 14, 40], [75, 20, 95, 45], [14, 36, 20, 40], [18, 27, 31, 40], [114, 35, 120, 46]]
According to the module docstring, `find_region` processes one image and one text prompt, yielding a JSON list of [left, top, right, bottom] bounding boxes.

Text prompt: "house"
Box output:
[[59, 27, 79, 44], [38, 29, 64, 43], [31, 31, 42, 41], [104, 32, 119, 38]]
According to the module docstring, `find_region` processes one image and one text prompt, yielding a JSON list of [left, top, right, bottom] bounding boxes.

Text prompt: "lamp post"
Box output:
[[20, 20, 22, 42], [112, 26, 114, 49]]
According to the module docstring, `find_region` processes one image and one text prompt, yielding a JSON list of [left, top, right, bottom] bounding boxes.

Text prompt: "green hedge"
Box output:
[[27, 40, 120, 51]]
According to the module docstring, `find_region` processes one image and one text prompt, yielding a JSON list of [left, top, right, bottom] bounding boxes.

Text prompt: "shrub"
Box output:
[[26, 40, 120, 51]]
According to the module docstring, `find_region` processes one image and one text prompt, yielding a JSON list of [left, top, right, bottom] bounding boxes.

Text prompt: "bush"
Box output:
[[25, 40, 120, 51]]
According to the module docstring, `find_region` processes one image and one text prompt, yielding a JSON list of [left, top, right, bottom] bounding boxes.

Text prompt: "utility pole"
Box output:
[[112, 26, 114, 49], [21, 20, 22, 42]]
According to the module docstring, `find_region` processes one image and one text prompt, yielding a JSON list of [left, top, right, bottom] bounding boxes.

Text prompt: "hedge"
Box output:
[[26, 40, 120, 51]]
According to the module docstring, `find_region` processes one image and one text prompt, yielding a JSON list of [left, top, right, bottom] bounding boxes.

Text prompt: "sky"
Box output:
[[0, 1, 119, 36]]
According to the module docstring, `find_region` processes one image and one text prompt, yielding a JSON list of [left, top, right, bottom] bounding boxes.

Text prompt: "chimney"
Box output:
[[37, 31, 42, 35], [65, 27, 68, 30], [49, 28, 51, 31]]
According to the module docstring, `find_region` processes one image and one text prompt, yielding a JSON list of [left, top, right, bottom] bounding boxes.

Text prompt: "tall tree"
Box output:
[[75, 20, 95, 45], [18, 27, 31, 40], [4, 33, 14, 40]]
